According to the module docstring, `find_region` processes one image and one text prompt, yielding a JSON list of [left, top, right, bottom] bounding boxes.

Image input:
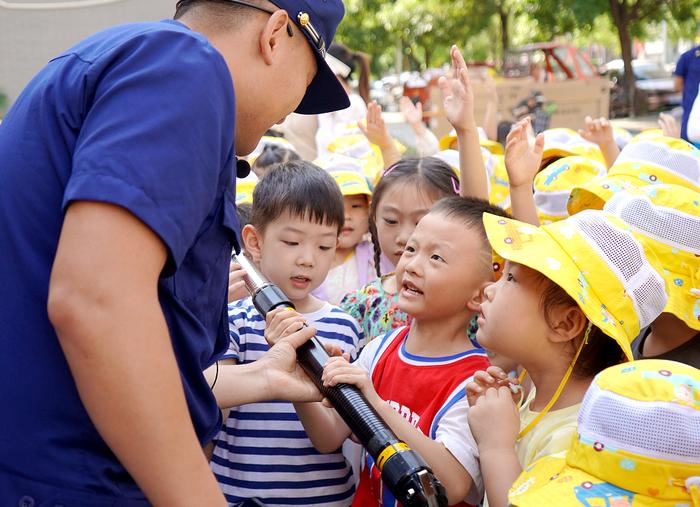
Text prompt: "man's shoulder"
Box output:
[[55, 20, 220, 71]]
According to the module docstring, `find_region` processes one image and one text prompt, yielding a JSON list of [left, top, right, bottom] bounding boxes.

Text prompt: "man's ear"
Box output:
[[241, 224, 263, 263], [547, 305, 587, 344], [258, 10, 291, 65], [466, 280, 491, 313]]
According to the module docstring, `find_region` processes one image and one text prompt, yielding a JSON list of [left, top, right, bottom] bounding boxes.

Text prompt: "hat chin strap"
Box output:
[[680, 477, 700, 506], [518, 321, 593, 439]]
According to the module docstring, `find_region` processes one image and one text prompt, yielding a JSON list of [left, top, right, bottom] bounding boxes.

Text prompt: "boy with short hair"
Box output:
[[211, 161, 365, 506]]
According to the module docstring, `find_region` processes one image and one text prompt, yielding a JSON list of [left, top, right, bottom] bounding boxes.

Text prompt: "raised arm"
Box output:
[[504, 118, 543, 226], [440, 45, 488, 200], [48, 202, 226, 506], [359, 100, 402, 170]]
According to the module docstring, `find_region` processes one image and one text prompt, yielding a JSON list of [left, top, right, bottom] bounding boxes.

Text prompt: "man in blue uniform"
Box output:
[[674, 28, 700, 145], [0, 0, 348, 504]]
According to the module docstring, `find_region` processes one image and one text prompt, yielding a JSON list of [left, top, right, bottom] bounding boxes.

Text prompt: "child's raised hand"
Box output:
[[399, 96, 424, 127], [439, 45, 476, 133], [466, 366, 521, 406], [504, 117, 544, 189], [321, 356, 380, 406], [658, 112, 680, 138], [359, 101, 393, 149], [484, 73, 498, 104], [467, 386, 521, 451], [264, 307, 309, 346], [228, 260, 249, 303], [578, 116, 615, 147]]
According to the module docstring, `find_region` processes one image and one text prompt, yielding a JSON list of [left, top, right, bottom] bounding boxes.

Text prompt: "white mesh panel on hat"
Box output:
[[569, 211, 667, 329], [578, 382, 700, 463], [534, 190, 570, 217], [604, 192, 700, 254], [616, 141, 700, 185]]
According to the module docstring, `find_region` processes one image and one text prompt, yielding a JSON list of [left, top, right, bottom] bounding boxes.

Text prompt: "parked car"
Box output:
[[601, 59, 681, 117]]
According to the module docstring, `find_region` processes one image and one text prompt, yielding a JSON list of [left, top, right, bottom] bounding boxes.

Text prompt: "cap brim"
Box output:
[[509, 455, 677, 507], [295, 47, 350, 115], [567, 175, 642, 215]]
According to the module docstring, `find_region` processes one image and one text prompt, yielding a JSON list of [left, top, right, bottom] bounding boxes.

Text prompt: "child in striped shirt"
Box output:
[[211, 161, 364, 506]]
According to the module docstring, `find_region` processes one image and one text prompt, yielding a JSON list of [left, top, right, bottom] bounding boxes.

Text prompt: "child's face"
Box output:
[[375, 183, 437, 268], [476, 262, 552, 361], [254, 211, 338, 302], [338, 195, 369, 251], [395, 212, 490, 321]]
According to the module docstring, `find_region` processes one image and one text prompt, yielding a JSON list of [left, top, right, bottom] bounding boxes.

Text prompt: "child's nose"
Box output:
[[483, 281, 496, 301]]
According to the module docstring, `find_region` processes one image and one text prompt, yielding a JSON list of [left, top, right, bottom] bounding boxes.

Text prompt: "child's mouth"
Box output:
[[402, 280, 424, 297], [290, 275, 311, 289]]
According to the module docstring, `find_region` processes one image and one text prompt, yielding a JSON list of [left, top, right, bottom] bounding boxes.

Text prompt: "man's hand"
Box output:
[[504, 117, 544, 189], [467, 386, 520, 451], [439, 45, 476, 133], [260, 325, 324, 403]]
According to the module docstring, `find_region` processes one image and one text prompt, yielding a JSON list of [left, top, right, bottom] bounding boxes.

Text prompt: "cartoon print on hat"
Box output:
[[508, 359, 700, 507]]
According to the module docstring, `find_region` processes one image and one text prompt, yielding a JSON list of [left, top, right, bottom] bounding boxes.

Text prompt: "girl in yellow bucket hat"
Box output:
[[465, 209, 669, 507]]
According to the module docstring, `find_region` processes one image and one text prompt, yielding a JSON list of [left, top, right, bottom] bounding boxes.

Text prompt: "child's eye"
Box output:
[[282, 240, 299, 246], [352, 204, 364, 209], [431, 254, 445, 262], [506, 273, 515, 282], [319, 245, 333, 251], [382, 218, 398, 226]]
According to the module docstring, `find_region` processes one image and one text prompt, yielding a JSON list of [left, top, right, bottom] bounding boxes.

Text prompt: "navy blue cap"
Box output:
[[269, 0, 350, 114]]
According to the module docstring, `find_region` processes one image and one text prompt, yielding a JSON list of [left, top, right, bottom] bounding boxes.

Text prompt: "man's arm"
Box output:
[[674, 75, 684, 93], [48, 201, 226, 506]]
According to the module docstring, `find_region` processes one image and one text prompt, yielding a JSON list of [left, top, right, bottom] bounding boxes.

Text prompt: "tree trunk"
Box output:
[[609, 0, 637, 116], [424, 46, 431, 70], [499, 8, 509, 66]]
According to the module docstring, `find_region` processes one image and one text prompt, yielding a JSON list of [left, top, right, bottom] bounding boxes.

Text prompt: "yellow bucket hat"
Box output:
[[613, 126, 633, 150], [509, 359, 700, 507], [329, 170, 372, 197], [439, 127, 504, 155], [567, 136, 700, 215], [235, 180, 257, 205], [604, 184, 700, 330], [483, 210, 668, 359], [488, 154, 511, 210], [630, 128, 664, 143], [326, 130, 407, 183], [542, 128, 606, 166], [534, 156, 607, 224]]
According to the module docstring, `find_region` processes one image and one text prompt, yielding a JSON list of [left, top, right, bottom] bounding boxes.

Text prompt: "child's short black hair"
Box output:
[[430, 196, 511, 242], [251, 161, 344, 234], [429, 196, 511, 277]]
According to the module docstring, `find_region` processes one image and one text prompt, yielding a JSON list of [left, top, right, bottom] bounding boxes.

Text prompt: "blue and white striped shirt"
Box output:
[[212, 298, 365, 506]]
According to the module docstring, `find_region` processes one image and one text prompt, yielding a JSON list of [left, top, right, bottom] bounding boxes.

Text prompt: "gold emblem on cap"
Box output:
[[298, 12, 310, 26]]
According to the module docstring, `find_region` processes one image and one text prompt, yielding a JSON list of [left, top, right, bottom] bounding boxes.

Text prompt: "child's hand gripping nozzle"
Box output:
[[233, 253, 448, 507]]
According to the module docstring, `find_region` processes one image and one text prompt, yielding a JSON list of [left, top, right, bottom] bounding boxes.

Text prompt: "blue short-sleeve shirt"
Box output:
[[0, 20, 239, 503], [674, 45, 700, 141]]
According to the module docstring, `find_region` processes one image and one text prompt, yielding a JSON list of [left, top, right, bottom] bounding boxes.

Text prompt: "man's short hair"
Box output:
[[251, 160, 344, 234], [174, 0, 259, 22]]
